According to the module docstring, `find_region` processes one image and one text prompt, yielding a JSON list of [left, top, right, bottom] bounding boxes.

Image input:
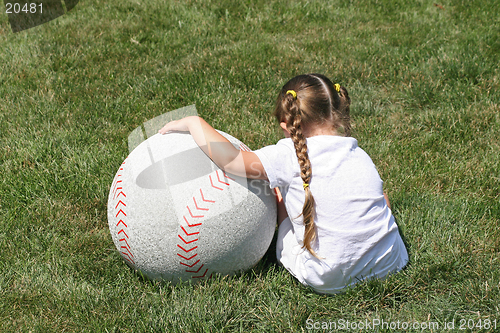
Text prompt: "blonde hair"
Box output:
[[274, 74, 351, 258]]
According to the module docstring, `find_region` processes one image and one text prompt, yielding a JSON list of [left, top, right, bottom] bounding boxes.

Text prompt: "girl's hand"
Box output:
[[158, 117, 194, 134]]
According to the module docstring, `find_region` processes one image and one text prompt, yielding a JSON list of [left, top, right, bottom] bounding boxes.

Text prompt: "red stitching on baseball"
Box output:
[[216, 170, 230, 185], [180, 259, 200, 268], [115, 209, 127, 218], [192, 269, 209, 278], [112, 180, 122, 194], [177, 253, 198, 261], [121, 253, 133, 261], [113, 186, 122, 196], [118, 229, 129, 238], [187, 205, 204, 218], [193, 197, 209, 211], [112, 159, 134, 267], [200, 189, 215, 202], [121, 252, 135, 264], [121, 246, 134, 257], [119, 238, 131, 249], [178, 235, 198, 244], [115, 200, 126, 209], [114, 189, 127, 200], [181, 225, 199, 236], [186, 264, 204, 273], [209, 175, 223, 190], [176, 166, 237, 280], [177, 244, 198, 253], [116, 220, 127, 228], [183, 216, 202, 227]]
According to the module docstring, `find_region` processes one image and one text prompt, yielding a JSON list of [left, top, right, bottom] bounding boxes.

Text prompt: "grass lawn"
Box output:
[[1, 0, 499, 331]]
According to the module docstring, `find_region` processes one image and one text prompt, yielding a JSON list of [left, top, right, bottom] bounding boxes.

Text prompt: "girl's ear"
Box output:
[[280, 122, 291, 138]]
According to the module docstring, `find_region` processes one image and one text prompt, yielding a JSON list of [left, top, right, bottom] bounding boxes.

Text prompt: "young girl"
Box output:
[[159, 73, 408, 294]]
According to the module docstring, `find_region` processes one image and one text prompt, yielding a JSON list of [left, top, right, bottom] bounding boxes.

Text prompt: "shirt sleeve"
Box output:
[[253, 139, 297, 189]]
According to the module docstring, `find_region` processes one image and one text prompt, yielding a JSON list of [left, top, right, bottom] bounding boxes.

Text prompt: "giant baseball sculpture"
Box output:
[[107, 130, 277, 283]]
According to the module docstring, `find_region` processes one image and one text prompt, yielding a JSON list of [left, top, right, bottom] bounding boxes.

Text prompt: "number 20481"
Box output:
[[459, 319, 497, 330], [5, 3, 43, 14]]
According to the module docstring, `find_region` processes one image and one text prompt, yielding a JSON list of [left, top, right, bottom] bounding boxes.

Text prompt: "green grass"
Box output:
[[1, 0, 499, 331]]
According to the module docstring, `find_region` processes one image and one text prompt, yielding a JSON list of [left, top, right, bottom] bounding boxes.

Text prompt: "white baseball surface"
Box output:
[[107, 131, 277, 283]]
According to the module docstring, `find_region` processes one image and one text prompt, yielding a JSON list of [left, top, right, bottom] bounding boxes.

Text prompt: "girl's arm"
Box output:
[[384, 192, 391, 209], [275, 188, 288, 226], [159, 116, 268, 180]]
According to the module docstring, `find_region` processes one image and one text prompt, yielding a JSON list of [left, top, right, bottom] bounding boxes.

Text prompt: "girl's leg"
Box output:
[[274, 188, 288, 226]]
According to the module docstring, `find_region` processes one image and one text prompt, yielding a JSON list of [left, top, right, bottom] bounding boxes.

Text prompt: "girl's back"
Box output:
[[257, 134, 408, 294]]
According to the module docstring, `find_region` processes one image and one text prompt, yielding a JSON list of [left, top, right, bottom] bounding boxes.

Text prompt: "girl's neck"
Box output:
[[303, 124, 339, 137], [280, 120, 339, 138]]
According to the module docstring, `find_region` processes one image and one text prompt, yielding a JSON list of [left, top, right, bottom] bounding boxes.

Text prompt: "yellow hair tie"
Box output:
[[334, 84, 341, 92], [303, 183, 309, 189], [286, 90, 297, 99]]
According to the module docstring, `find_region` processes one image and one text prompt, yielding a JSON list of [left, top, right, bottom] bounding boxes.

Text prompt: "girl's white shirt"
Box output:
[[254, 135, 408, 294]]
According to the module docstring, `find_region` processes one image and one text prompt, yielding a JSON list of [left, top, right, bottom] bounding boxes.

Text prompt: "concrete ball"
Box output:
[[107, 131, 277, 283]]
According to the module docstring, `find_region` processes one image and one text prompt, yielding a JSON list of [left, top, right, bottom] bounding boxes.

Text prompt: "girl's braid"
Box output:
[[285, 94, 319, 258]]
